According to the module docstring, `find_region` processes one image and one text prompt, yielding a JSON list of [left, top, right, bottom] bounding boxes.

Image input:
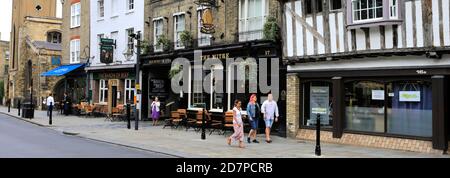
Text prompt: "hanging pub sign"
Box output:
[[195, 0, 218, 34], [100, 38, 116, 64]]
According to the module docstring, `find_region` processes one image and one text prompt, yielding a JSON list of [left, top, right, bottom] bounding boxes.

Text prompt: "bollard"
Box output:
[[201, 108, 206, 140], [49, 102, 53, 125], [315, 113, 321, 156], [18, 100, 21, 116], [127, 104, 131, 129], [8, 100, 10, 113]]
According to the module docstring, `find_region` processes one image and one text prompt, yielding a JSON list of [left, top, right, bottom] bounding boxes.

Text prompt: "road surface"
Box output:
[[0, 114, 176, 158]]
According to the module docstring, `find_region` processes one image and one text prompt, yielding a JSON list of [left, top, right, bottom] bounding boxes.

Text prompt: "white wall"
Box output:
[[90, 0, 145, 67]]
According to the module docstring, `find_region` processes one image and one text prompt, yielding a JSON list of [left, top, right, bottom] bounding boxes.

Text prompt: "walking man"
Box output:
[[46, 93, 54, 117], [261, 93, 279, 143]]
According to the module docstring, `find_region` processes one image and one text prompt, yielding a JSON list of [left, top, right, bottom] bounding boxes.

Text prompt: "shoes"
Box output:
[[252, 140, 259, 143], [226, 138, 231, 146], [266, 140, 272, 143], [247, 137, 251, 144]]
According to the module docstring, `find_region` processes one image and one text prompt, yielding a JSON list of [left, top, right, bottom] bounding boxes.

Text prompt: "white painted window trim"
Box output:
[[389, 0, 398, 19], [174, 13, 186, 50], [238, 0, 267, 42], [99, 79, 108, 103], [71, 3, 81, 28], [352, 0, 384, 23], [124, 79, 135, 104], [126, 28, 135, 56], [98, 0, 105, 19], [153, 19, 164, 52], [127, 0, 135, 12], [70, 39, 80, 64]]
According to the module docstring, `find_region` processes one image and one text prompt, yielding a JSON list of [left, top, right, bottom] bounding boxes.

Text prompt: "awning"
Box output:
[[41, 64, 85, 77]]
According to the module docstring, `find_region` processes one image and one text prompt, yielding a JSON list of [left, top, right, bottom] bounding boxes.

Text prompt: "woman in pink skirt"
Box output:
[[227, 100, 245, 148]]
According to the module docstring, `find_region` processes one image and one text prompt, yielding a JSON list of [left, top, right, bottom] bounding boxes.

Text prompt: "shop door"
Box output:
[[111, 86, 117, 108]]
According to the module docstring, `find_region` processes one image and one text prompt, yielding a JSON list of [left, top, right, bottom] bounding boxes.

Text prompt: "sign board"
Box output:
[[399, 91, 421, 102], [94, 72, 133, 80], [372, 90, 385, 100], [100, 45, 114, 64], [100, 38, 115, 45], [135, 84, 140, 90], [309, 86, 330, 125], [149, 78, 170, 96]]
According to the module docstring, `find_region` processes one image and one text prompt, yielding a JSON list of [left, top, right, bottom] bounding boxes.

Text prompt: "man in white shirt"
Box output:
[[261, 93, 279, 143], [46, 93, 54, 117]]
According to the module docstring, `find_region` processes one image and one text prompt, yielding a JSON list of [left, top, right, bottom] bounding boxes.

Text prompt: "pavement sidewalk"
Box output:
[[0, 106, 448, 158]]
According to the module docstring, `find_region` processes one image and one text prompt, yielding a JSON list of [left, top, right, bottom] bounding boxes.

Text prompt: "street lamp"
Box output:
[[129, 31, 142, 131]]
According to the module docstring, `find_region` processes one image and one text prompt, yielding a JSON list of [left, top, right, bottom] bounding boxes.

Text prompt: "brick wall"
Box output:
[[286, 73, 300, 138]]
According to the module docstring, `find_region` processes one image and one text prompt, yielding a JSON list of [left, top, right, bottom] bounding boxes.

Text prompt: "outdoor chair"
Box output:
[[209, 114, 223, 135], [222, 111, 234, 136], [164, 111, 181, 129]]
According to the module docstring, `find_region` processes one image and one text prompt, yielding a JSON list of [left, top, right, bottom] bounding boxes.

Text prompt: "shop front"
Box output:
[[141, 41, 287, 136], [288, 64, 450, 151], [87, 68, 136, 114]]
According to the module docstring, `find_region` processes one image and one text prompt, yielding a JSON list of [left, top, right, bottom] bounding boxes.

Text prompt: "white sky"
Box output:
[[0, 0, 62, 41], [0, 0, 12, 41]]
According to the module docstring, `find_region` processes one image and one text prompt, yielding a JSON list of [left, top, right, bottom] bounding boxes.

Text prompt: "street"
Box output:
[[0, 114, 175, 158]]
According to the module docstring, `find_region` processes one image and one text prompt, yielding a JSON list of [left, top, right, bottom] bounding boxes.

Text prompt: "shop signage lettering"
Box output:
[[372, 90, 385, 100], [146, 59, 172, 65], [201, 53, 230, 60], [96, 72, 131, 80], [309, 86, 330, 125], [399, 91, 421, 102]]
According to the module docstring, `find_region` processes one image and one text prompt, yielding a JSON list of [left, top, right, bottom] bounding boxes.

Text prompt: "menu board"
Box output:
[[310, 86, 330, 125]]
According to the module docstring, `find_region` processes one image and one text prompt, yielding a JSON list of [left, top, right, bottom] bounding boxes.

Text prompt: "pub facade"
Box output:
[[142, 0, 287, 135]]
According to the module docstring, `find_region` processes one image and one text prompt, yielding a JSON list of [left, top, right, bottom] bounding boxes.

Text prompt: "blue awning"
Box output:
[[41, 64, 85, 77]]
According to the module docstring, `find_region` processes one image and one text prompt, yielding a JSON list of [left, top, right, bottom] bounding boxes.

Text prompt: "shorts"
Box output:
[[249, 118, 259, 130], [264, 119, 274, 128]]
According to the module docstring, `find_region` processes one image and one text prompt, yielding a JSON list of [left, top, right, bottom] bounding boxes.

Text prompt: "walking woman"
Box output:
[[151, 97, 161, 126], [227, 100, 245, 148], [247, 94, 260, 144]]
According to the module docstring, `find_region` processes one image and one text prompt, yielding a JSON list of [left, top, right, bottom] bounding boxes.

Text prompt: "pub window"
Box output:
[[174, 13, 186, 49], [153, 18, 163, 52], [126, 28, 135, 53], [125, 79, 135, 104], [99, 80, 108, 103], [238, 0, 268, 42], [191, 66, 206, 107], [127, 0, 135, 11], [305, 0, 323, 15], [302, 81, 333, 128], [330, 0, 342, 11]]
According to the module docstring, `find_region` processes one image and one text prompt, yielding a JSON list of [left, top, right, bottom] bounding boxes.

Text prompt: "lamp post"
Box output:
[[129, 31, 142, 131]]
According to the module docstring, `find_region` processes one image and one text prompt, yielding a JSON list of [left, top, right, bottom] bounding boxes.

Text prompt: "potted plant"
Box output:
[[263, 16, 280, 42], [179, 31, 193, 47], [156, 35, 171, 51], [140, 40, 151, 55]]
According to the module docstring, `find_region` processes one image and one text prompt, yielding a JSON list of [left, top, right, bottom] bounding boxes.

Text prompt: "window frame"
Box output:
[[126, 28, 135, 55], [98, 0, 105, 19], [173, 13, 186, 49], [70, 39, 80, 64], [70, 3, 81, 28], [127, 0, 135, 12], [153, 18, 164, 52], [238, 0, 268, 42], [124, 79, 135, 104], [99, 79, 109, 103], [352, 0, 384, 23]]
